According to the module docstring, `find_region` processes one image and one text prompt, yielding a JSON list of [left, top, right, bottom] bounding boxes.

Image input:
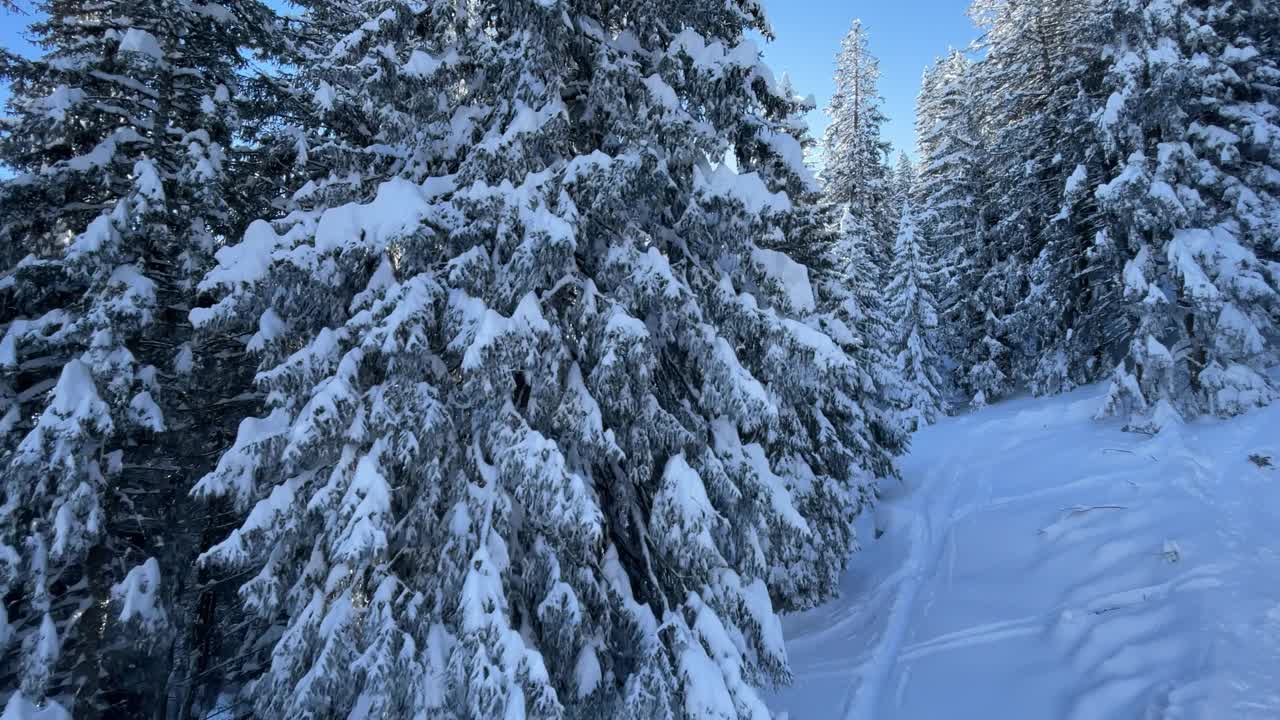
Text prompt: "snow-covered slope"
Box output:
[[770, 380, 1280, 720]]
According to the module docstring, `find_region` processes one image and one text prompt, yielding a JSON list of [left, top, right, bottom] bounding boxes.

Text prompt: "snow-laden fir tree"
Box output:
[[822, 19, 895, 271], [1017, 83, 1127, 400], [816, 35, 905, 443], [913, 50, 988, 395], [990, 0, 1124, 398], [189, 1, 902, 717], [890, 152, 916, 224], [886, 203, 948, 429], [913, 27, 1018, 408], [0, 0, 271, 715], [932, 0, 1130, 407], [826, 204, 910, 450], [1094, 0, 1280, 431], [959, 0, 1092, 404]]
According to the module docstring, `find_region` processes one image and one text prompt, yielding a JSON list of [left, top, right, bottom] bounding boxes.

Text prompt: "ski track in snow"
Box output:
[[770, 380, 1280, 720]]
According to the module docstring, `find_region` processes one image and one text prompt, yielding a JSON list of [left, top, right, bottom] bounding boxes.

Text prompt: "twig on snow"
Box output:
[[1059, 504, 1127, 517]]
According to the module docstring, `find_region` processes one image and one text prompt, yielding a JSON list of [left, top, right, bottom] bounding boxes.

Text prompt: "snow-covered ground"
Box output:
[[770, 379, 1280, 720]]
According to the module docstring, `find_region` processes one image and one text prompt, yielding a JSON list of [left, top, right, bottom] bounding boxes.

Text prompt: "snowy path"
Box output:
[[769, 382, 1280, 720]]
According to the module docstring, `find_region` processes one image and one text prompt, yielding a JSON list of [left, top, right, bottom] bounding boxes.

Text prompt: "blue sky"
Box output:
[[759, 1, 979, 160], [2, 1, 979, 158], [1, 13, 33, 113]]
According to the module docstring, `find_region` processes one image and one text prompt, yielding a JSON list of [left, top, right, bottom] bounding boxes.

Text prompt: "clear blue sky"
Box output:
[[760, 1, 979, 160], [1, 12, 34, 113], [2, 1, 979, 159]]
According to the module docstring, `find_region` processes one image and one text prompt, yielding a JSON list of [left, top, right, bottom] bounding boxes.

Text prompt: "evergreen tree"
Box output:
[[962, 0, 1088, 404], [822, 20, 895, 271], [944, 0, 1127, 407], [190, 2, 902, 717], [886, 203, 947, 428], [1019, 80, 1126, 399], [1095, 0, 1280, 430], [890, 152, 916, 223], [0, 0, 271, 715], [826, 204, 910, 447], [913, 50, 988, 396], [996, 0, 1122, 397]]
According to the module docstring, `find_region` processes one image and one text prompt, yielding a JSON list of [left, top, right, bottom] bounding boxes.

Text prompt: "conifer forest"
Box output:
[[0, 0, 1277, 718]]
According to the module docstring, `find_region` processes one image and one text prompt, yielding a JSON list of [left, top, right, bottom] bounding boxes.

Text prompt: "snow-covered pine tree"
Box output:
[[890, 152, 916, 224], [913, 50, 988, 398], [0, 0, 271, 715], [190, 1, 901, 717], [916, 33, 1013, 407], [955, 0, 1121, 405], [825, 203, 910, 449], [886, 203, 947, 429], [911, 51, 977, 389], [962, 0, 1067, 404], [812, 25, 906, 443], [1018, 75, 1127, 399], [1095, 0, 1280, 431], [994, 0, 1125, 398], [822, 19, 895, 273]]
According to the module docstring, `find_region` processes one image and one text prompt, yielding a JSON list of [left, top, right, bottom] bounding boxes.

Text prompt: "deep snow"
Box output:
[[770, 379, 1280, 719]]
